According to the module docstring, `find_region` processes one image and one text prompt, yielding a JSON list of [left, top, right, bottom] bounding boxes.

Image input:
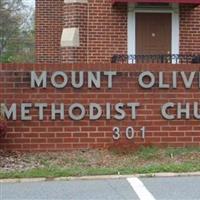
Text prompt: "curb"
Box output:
[[1, 172, 200, 183]]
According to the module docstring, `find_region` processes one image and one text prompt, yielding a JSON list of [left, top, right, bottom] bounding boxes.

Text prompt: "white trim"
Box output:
[[64, 0, 88, 4], [128, 4, 135, 56], [127, 4, 180, 64], [172, 11, 180, 55]]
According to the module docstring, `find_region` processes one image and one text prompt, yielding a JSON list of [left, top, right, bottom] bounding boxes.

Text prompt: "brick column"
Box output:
[[35, 0, 63, 63], [61, 0, 88, 63], [180, 4, 200, 55]]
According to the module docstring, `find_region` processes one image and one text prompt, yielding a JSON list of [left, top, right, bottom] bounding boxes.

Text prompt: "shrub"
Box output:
[[0, 108, 7, 137]]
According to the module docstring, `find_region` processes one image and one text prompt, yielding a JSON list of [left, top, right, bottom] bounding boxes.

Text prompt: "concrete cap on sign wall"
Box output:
[[61, 28, 80, 47]]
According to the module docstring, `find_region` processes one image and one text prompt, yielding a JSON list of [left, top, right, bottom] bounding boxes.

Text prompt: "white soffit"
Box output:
[[64, 0, 88, 3], [61, 28, 80, 47]]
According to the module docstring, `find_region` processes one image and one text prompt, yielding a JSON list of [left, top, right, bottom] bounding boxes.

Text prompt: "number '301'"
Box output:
[[112, 127, 146, 140]]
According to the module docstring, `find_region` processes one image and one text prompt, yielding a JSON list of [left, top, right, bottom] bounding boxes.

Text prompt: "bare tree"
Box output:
[[0, 0, 35, 63]]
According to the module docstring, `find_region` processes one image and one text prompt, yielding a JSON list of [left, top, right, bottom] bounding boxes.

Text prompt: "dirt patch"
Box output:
[[0, 150, 42, 172]]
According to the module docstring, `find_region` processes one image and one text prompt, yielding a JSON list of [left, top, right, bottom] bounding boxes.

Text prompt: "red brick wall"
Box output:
[[180, 4, 200, 55], [36, 0, 127, 64], [86, 1, 127, 63], [1, 63, 200, 152], [35, 0, 63, 63]]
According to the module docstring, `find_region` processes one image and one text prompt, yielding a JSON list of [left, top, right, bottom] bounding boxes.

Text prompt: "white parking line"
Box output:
[[127, 177, 156, 200]]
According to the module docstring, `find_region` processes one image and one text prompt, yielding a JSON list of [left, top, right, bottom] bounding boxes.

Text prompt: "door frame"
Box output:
[[128, 3, 179, 64]]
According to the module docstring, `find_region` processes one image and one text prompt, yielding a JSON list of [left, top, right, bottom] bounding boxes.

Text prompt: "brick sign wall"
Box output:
[[1, 63, 200, 151]]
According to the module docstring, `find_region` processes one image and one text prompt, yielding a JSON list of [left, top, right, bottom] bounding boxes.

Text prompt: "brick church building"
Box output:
[[36, 0, 200, 64]]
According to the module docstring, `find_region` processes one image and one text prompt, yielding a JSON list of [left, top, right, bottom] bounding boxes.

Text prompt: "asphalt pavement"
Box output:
[[1, 176, 200, 200]]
